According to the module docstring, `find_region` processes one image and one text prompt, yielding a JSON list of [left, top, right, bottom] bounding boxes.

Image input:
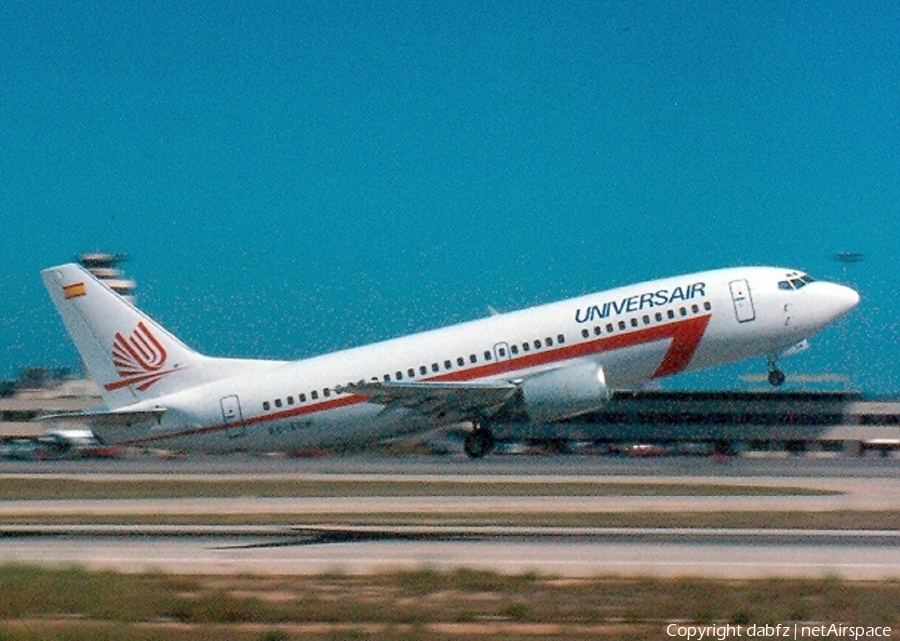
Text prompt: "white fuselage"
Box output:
[[100, 266, 858, 452]]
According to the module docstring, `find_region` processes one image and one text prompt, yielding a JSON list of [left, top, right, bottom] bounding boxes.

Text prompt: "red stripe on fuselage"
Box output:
[[425, 313, 711, 383], [113, 314, 711, 446]]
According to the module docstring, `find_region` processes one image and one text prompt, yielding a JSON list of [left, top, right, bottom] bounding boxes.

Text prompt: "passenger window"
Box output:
[[545, 337, 553, 347], [311, 390, 319, 400], [582, 328, 589, 339], [469, 354, 477, 364], [444, 360, 452, 370], [606, 323, 614, 333], [287, 396, 294, 405], [420, 365, 428, 375], [432, 363, 440, 373], [263, 401, 271, 411], [396, 371, 403, 380], [408, 368, 416, 378], [384, 374, 391, 382], [498, 347, 507, 357], [511, 344, 519, 355], [299, 393, 306, 402], [680, 307, 687, 317], [457, 357, 465, 367], [558, 334, 565, 344], [667, 310, 675, 320], [692, 304, 699, 314], [593, 327, 601, 336], [642, 315, 650, 325], [534, 339, 542, 349], [275, 399, 282, 408], [630, 318, 638, 328], [618, 321, 626, 331], [704, 302, 712, 311], [483, 351, 492, 361], [522, 342, 530, 352], [655, 312, 663, 322], [323, 388, 331, 398]]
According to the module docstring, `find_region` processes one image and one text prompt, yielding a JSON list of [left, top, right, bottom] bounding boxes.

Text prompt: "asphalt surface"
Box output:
[[1, 454, 899, 579], [2, 529, 900, 579]]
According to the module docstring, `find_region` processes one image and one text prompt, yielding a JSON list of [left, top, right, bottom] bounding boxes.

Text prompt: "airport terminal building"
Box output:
[[3, 374, 900, 457], [494, 389, 900, 456]]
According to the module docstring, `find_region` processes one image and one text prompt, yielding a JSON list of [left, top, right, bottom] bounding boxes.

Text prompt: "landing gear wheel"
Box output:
[[464, 427, 495, 459], [767, 368, 786, 387], [766, 354, 786, 387]]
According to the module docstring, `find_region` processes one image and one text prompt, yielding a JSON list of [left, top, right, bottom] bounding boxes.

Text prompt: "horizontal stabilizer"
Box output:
[[36, 408, 166, 429]]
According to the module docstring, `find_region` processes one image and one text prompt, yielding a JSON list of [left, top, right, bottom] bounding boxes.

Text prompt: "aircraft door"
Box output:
[[221, 394, 246, 439], [729, 279, 756, 323]]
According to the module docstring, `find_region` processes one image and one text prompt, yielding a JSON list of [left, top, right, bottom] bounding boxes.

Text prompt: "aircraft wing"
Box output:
[[36, 408, 166, 429], [340, 380, 517, 422]]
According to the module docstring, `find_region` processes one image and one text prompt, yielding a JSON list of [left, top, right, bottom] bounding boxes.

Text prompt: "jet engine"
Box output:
[[519, 362, 611, 423]]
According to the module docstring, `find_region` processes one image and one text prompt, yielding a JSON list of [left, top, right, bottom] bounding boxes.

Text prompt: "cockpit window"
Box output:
[[779, 273, 816, 291]]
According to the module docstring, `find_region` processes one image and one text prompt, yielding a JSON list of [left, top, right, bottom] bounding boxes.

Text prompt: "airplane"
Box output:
[[39, 263, 859, 457]]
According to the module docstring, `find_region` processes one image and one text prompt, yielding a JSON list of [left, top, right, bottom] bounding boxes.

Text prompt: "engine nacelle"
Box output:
[[519, 362, 611, 423]]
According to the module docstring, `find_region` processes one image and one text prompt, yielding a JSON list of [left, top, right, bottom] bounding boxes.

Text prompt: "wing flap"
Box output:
[[340, 381, 517, 422]]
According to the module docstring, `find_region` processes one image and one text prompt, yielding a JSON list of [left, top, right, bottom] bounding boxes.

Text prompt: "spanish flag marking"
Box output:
[[63, 282, 86, 299]]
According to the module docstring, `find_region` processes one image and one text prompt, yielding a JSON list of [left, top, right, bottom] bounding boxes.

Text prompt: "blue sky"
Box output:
[[1, 2, 897, 393]]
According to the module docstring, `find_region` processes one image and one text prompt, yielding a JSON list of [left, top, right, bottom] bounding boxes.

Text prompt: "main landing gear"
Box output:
[[464, 423, 495, 459], [767, 355, 786, 387]]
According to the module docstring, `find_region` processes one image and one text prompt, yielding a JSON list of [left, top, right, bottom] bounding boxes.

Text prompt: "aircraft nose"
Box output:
[[821, 282, 860, 321]]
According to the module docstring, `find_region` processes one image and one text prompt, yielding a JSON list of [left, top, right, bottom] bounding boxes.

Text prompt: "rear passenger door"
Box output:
[[221, 395, 246, 439]]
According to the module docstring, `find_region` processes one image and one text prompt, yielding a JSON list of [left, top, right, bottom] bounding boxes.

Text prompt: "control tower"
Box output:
[[77, 253, 136, 304]]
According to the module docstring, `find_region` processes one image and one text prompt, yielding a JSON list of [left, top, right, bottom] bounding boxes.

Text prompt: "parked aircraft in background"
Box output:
[[40, 263, 858, 457]]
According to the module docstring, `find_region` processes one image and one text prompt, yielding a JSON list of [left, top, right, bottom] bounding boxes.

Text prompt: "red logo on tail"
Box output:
[[104, 322, 183, 392]]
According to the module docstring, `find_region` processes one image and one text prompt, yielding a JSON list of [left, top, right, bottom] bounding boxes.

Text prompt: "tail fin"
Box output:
[[42, 263, 283, 409]]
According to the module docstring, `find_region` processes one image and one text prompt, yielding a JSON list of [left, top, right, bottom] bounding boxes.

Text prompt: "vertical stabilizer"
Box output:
[[42, 263, 271, 409]]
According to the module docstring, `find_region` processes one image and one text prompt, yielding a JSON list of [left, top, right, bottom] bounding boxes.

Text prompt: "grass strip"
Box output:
[[0, 565, 897, 641], [0, 478, 835, 501]]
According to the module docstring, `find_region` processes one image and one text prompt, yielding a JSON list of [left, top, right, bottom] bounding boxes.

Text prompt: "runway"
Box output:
[[2, 526, 900, 579], [2, 454, 899, 579]]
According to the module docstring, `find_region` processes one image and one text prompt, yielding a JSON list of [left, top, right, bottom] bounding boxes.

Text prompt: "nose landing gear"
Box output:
[[767, 356, 786, 387]]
